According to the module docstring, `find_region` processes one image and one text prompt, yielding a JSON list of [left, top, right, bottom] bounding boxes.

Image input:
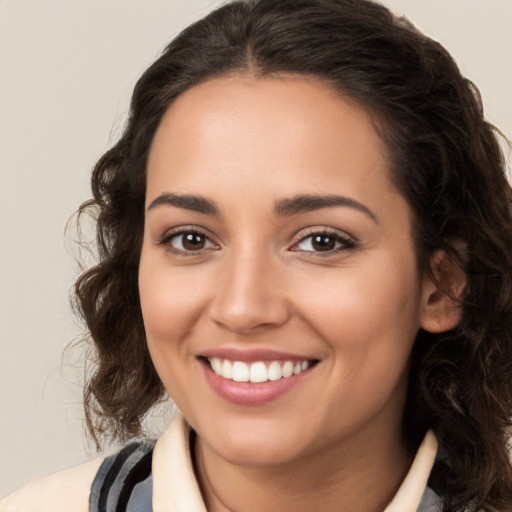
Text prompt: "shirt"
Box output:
[[0, 415, 442, 511]]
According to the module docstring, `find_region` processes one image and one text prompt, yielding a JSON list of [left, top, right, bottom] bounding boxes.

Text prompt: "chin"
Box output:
[[213, 436, 300, 467], [197, 416, 310, 467]]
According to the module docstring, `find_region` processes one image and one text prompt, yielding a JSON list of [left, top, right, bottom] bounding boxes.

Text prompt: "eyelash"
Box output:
[[290, 228, 356, 256], [158, 227, 217, 257], [158, 227, 356, 257]]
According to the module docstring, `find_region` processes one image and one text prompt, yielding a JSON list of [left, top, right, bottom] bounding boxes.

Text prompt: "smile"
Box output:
[[198, 348, 319, 405], [207, 358, 313, 383]]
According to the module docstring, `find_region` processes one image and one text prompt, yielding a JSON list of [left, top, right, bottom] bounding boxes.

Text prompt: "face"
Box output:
[[139, 75, 432, 467]]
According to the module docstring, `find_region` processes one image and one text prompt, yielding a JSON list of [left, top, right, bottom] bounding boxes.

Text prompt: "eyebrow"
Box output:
[[274, 194, 378, 223], [147, 193, 220, 216], [147, 192, 377, 223]]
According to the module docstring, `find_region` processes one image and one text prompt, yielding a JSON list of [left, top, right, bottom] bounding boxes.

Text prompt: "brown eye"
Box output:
[[311, 234, 337, 251], [293, 231, 355, 254], [181, 232, 206, 250], [166, 231, 216, 252]]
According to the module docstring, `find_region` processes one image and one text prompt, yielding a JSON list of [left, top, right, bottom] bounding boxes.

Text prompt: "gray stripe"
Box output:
[[89, 455, 116, 511], [106, 448, 151, 512], [126, 474, 153, 512], [89, 441, 155, 512], [417, 486, 443, 511]]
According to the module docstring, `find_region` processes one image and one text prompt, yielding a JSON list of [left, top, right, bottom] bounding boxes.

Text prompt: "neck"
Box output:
[[194, 423, 413, 512]]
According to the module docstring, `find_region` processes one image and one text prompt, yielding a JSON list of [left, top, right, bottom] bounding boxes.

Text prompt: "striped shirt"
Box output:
[[1, 415, 443, 511]]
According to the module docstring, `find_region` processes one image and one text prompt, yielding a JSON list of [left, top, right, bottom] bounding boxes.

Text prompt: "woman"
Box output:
[[2, 0, 511, 510]]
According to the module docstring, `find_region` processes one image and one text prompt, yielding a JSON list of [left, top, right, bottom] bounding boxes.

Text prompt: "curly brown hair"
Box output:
[[74, 0, 512, 509]]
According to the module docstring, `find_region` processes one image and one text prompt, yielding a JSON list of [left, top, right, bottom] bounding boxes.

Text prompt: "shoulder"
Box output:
[[0, 457, 104, 512], [0, 438, 157, 512], [89, 439, 155, 512]]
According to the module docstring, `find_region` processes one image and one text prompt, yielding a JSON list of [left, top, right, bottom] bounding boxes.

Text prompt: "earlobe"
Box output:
[[420, 249, 466, 334]]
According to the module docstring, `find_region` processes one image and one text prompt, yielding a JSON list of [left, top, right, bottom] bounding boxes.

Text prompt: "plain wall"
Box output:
[[1, 0, 511, 497]]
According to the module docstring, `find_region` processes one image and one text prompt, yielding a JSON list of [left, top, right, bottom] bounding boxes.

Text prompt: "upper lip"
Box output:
[[199, 347, 318, 363]]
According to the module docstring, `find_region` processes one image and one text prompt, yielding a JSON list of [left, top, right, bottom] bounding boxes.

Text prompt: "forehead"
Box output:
[[146, 74, 398, 211]]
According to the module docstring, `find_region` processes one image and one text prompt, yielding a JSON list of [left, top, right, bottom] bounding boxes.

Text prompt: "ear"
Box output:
[[420, 249, 466, 333]]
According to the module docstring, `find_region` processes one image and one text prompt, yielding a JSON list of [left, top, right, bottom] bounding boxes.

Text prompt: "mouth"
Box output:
[[201, 357, 317, 383], [197, 350, 319, 405]]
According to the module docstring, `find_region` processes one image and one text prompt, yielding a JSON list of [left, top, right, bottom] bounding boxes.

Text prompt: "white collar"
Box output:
[[152, 414, 438, 512], [384, 430, 438, 512]]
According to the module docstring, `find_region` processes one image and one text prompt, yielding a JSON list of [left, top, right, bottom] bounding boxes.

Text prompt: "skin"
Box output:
[[138, 75, 462, 512]]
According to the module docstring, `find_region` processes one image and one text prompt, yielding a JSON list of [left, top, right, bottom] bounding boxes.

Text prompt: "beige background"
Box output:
[[1, 0, 511, 497]]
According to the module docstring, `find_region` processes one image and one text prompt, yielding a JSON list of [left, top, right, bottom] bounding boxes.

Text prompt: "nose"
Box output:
[[208, 248, 290, 335]]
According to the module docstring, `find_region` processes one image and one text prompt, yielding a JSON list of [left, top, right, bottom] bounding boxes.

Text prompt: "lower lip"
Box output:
[[199, 360, 315, 405]]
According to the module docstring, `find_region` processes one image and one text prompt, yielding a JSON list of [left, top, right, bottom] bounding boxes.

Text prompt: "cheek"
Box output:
[[295, 262, 421, 431], [138, 259, 209, 409], [138, 256, 210, 346], [291, 256, 422, 381], [297, 264, 419, 334]]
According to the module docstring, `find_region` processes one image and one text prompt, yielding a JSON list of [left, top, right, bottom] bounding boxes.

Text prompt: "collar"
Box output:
[[152, 414, 438, 512], [384, 430, 438, 512]]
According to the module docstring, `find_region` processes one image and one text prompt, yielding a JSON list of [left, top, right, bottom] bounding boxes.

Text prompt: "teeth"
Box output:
[[232, 361, 250, 382], [208, 358, 312, 383], [268, 361, 282, 381], [281, 361, 294, 378], [211, 357, 223, 375], [250, 362, 268, 383], [221, 359, 232, 379]]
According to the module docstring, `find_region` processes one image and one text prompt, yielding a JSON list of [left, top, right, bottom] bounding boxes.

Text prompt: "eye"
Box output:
[[159, 229, 218, 253], [291, 230, 355, 254]]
